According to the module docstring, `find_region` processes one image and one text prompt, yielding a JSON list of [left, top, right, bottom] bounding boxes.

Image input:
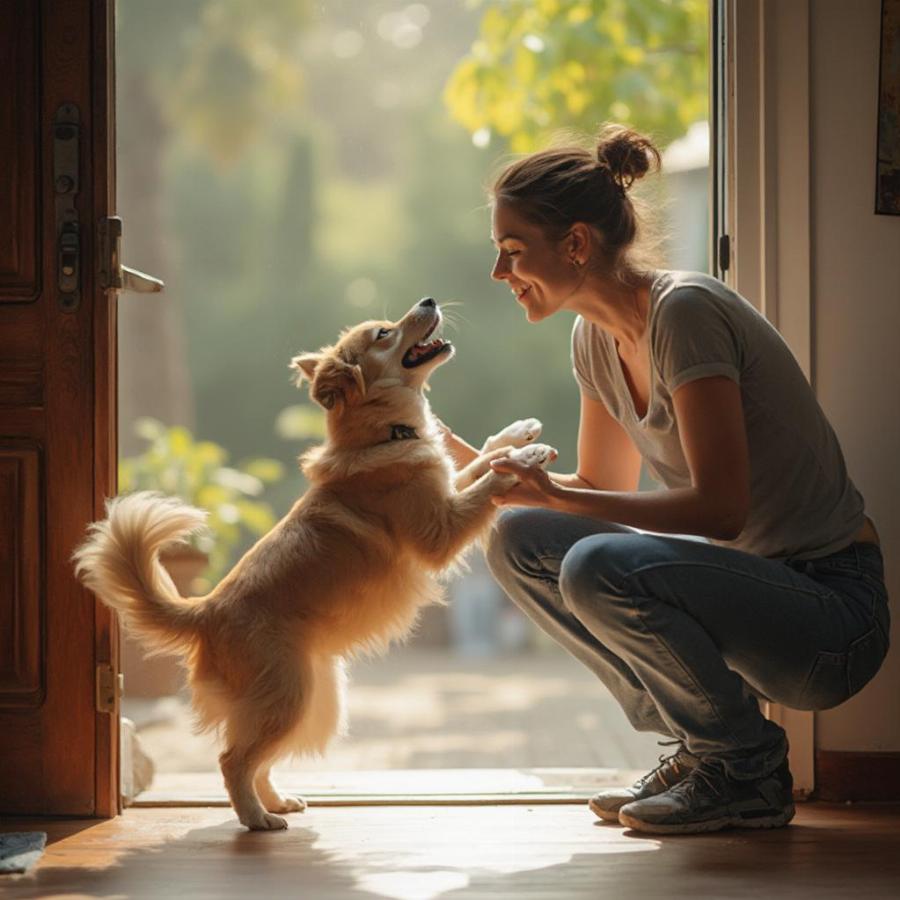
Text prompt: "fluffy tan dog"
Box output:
[[74, 297, 555, 830]]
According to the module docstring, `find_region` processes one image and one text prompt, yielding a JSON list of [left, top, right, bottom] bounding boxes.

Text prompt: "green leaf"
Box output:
[[134, 417, 166, 444], [443, 0, 709, 152], [212, 466, 264, 497], [118, 419, 285, 582], [275, 404, 327, 440], [235, 500, 277, 534], [168, 426, 194, 458], [242, 458, 286, 482]]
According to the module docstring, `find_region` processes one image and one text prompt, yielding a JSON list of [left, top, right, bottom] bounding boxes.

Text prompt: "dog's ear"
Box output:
[[290, 352, 321, 387], [309, 356, 366, 411]]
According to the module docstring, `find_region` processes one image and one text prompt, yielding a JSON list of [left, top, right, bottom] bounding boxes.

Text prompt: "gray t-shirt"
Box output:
[[571, 269, 866, 560]]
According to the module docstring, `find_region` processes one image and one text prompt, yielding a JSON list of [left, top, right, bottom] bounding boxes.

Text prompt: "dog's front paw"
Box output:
[[506, 442, 557, 469], [482, 418, 542, 453]]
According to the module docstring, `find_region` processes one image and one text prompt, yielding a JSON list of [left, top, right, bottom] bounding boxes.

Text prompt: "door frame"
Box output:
[[3, 0, 815, 815], [721, 0, 816, 797], [92, 0, 120, 818]]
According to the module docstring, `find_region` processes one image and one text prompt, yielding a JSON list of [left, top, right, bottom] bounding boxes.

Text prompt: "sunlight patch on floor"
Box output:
[[309, 808, 660, 900]]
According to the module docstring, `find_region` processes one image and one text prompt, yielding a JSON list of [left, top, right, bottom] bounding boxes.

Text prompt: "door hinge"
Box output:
[[718, 234, 731, 273], [96, 663, 122, 713]]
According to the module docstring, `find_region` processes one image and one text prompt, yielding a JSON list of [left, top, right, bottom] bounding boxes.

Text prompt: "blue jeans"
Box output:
[[485, 509, 891, 781]]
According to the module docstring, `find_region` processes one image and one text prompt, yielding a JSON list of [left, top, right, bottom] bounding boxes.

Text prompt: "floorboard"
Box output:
[[4, 802, 900, 899]]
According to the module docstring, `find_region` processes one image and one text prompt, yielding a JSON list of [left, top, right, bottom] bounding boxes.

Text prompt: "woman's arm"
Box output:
[[493, 376, 751, 541], [550, 389, 643, 491], [441, 389, 643, 488]]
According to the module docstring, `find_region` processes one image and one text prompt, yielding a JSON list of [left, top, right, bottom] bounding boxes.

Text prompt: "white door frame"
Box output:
[[724, 0, 815, 797]]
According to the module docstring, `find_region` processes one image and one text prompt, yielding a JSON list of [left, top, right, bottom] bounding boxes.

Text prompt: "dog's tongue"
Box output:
[[408, 340, 442, 361]]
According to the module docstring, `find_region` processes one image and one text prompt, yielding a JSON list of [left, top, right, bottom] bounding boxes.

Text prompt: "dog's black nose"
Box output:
[[419, 297, 436, 308]]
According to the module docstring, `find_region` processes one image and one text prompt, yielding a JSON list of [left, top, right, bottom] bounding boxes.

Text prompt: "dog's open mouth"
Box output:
[[402, 319, 452, 368]]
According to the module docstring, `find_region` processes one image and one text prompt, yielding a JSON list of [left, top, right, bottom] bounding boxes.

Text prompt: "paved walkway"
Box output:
[[125, 647, 665, 779]]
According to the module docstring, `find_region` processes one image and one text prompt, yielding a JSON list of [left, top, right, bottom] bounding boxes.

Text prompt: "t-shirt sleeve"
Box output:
[[571, 316, 602, 400], [652, 288, 742, 392]]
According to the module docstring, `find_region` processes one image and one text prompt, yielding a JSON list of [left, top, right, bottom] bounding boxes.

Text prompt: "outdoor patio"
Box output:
[[124, 645, 664, 801]]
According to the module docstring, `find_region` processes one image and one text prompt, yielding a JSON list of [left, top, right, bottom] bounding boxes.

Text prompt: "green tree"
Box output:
[[444, 0, 708, 152], [116, 0, 312, 452]]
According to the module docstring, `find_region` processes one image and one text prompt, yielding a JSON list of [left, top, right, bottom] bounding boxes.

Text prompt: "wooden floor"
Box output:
[[5, 802, 900, 899]]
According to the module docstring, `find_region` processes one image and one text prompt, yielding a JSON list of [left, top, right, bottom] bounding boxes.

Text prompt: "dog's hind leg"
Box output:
[[248, 655, 346, 818], [254, 766, 306, 815], [220, 728, 296, 831], [219, 678, 308, 830], [291, 655, 347, 756]]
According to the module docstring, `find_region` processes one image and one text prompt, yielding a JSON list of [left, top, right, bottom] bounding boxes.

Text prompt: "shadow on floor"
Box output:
[[6, 804, 900, 900]]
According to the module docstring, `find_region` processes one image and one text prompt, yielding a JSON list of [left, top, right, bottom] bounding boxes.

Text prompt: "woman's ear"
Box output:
[[567, 222, 593, 265], [308, 356, 366, 411]]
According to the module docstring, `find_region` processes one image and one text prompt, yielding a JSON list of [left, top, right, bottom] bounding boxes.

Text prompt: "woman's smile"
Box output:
[[490, 200, 581, 321]]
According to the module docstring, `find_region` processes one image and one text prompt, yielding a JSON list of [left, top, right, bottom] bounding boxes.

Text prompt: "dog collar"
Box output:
[[389, 424, 419, 441]]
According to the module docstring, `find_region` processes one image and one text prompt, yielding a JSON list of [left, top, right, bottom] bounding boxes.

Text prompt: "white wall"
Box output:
[[810, 0, 900, 751]]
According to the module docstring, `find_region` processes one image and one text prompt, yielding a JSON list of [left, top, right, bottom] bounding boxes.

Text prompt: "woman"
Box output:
[[438, 123, 890, 835]]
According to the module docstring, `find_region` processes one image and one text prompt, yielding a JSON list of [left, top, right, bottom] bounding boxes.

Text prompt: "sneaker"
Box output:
[[589, 744, 699, 822], [617, 756, 795, 835]]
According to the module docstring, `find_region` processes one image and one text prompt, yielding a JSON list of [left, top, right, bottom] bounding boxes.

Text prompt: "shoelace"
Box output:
[[667, 760, 729, 802], [635, 741, 694, 790]]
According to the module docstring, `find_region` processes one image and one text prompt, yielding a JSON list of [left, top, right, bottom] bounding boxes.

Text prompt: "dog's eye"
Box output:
[[376, 328, 392, 340]]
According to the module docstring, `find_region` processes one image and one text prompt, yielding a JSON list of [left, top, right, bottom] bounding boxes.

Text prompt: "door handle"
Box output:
[[121, 265, 164, 294], [98, 216, 165, 294]]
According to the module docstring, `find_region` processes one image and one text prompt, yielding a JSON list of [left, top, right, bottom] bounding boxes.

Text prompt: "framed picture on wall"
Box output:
[[877, 0, 900, 215]]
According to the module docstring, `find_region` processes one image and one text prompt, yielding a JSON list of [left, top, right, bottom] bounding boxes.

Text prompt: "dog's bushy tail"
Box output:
[[73, 491, 208, 656]]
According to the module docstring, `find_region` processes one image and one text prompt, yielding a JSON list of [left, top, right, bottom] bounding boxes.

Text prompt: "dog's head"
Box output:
[[291, 297, 454, 413]]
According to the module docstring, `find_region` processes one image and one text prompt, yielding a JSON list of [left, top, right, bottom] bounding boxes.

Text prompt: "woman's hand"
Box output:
[[490, 455, 561, 508]]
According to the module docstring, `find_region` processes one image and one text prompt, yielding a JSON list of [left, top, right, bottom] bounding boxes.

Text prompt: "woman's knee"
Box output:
[[558, 534, 640, 618], [484, 508, 555, 581]]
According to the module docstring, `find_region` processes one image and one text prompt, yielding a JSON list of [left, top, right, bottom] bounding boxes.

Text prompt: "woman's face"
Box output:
[[490, 200, 581, 323]]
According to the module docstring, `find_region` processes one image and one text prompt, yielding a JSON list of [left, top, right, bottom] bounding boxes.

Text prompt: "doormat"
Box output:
[[0, 832, 47, 874]]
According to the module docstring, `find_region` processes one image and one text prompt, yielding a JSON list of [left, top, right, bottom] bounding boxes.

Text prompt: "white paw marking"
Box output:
[[506, 442, 557, 468], [486, 418, 542, 451]]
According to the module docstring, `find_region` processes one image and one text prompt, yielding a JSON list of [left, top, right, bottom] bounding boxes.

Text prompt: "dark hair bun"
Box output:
[[596, 123, 661, 192]]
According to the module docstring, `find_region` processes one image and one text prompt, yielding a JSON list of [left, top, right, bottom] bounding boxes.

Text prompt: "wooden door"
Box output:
[[0, 0, 118, 816]]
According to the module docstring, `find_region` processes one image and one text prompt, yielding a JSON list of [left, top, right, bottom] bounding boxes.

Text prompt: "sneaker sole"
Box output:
[[588, 797, 628, 822], [618, 803, 795, 835]]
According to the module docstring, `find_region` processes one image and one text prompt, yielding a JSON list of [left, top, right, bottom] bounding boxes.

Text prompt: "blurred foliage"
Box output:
[[276, 404, 327, 441], [119, 418, 285, 582], [118, 1, 709, 581], [117, 0, 313, 164], [444, 0, 708, 151]]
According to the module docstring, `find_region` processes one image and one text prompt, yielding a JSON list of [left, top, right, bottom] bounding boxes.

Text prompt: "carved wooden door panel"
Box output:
[[0, 0, 118, 816]]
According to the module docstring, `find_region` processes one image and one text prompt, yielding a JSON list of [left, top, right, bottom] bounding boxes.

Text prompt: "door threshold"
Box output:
[[132, 767, 645, 807]]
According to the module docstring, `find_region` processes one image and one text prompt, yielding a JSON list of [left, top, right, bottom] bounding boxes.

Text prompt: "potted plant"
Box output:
[[118, 417, 284, 695]]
